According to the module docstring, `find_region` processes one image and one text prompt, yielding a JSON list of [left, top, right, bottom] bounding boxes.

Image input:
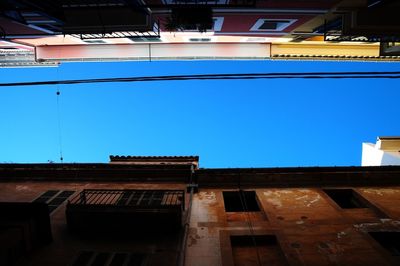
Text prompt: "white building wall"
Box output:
[[362, 139, 400, 166]]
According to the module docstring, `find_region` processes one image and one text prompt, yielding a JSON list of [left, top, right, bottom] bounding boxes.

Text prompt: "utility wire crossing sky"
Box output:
[[1, 71, 400, 87], [0, 60, 399, 167]]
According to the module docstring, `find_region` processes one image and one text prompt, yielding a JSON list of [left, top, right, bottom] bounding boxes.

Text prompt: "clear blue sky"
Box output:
[[0, 60, 399, 167]]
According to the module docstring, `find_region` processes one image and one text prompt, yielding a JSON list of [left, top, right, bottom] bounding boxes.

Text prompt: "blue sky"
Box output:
[[0, 60, 399, 167]]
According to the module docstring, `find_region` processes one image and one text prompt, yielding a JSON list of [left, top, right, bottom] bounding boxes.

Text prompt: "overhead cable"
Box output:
[[0, 71, 400, 87]]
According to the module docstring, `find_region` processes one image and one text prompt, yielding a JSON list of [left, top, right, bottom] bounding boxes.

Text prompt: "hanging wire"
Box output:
[[55, 64, 64, 163], [56, 89, 63, 163], [237, 173, 263, 266], [1, 71, 400, 87]]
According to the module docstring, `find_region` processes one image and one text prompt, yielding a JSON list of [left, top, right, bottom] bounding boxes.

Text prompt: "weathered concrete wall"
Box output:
[[1, 181, 400, 266], [186, 188, 400, 266]]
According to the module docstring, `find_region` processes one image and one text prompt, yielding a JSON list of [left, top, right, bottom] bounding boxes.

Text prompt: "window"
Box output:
[[0, 227, 25, 266], [72, 251, 147, 266], [33, 190, 59, 203], [178, 17, 223, 32], [129, 37, 162, 42], [109, 253, 127, 266], [369, 232, 400, 256], [223, 191, 260, 212], [33, 190, 75, 213], [127, 253, 147, 266], [184, 36, 216, 42], [213, 17, 224, 31], [244, 37, 267, 42], [230, 235, 287, 266], [259, 20, 291, 30], [83, 40, 107, 44], [189, 38, 211, 42], [250, 19, 297, 32], [72, 251, 93, 266], [112, 190, 180, 207], [91, 252, 110, 266], [163, 0, 227, 4], [323, 189, 367, 209]]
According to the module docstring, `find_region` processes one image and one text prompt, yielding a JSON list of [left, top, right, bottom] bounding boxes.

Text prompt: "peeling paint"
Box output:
[[295, 195, 308, 200], [361, 188, 400, 195], [392, 221, 400, 226], [265, 197, 283, 208], [306, 195, 321, 207], [187, 229, 204, 247], [197, 191, 216, 204], [354, 219, 400, 232], [264, 190, 322, 209], [264, 190, 293, 197], [337, 232, 346, 239], [194, 191, 219, 223], [16, 185, 30, 191], [188, 235, 197, 247]]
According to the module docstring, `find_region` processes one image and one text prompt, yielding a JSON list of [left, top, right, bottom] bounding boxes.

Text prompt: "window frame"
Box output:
[[322, 188, 369, 209], [163, 0, 228, 4], [176, 17, 224, 32], [33, 190, 75, 214], [250, 18, 297, 32], [220, 229, 291, 266], [368, 231, 400, 257], [222, 190, 261, 212], [71, 251, 148, 266]]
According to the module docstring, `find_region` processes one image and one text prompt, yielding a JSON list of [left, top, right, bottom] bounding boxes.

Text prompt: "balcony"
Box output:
[[2, 0, 159, 39], [66, 189, 185, 234], [0, 202, 52, 265]]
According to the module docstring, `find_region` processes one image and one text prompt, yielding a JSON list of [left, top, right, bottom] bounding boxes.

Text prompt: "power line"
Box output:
[[56, 89, 64, 163], [0, 71, 400, 87], [55, 63, 64, 163], [237, 173, 262, 266], [238, 189, 263, 266]]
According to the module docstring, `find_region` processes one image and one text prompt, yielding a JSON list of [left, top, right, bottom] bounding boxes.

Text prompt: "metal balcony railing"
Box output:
[[70, 21, 160, 40], [157, 0, 256, 7], [68, 189, 184, 209], [319, 18, 400, 43], [66, 189, 185, 233]]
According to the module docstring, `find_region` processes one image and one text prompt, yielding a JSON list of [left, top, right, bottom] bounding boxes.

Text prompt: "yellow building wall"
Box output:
[[271, 42, 380, 57]]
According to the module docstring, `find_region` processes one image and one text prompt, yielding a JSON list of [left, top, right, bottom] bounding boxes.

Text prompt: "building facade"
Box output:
[[1, 155, 400, 265], [362, 137, 400, 166], [1, 0, 400, 65]]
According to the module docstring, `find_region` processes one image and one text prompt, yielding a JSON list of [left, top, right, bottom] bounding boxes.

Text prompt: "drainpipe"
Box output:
[[177, 164, 197, 266]]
